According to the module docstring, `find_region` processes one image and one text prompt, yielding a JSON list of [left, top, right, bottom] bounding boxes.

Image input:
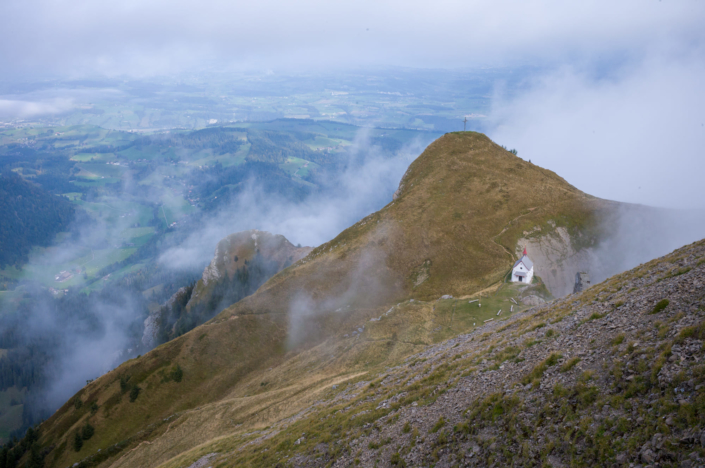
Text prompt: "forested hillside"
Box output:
[[0, 173, 74, 267]]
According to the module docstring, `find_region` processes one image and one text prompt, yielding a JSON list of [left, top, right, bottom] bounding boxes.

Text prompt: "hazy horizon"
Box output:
[[1, 0, 704, 208]]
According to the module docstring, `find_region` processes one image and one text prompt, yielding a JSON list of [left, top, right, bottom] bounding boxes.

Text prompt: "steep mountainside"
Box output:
[[143, 230, 312, 346], [188, 229, 312, 309], [222, 131, 607, 317], [29, 132, 645, 467], [177, 239, 705, 468]]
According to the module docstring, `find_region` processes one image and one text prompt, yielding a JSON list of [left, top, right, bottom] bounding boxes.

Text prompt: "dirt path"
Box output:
[[490, 207, 541, 261]]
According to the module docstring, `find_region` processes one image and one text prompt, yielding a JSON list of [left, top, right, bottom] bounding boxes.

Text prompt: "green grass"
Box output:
[[303, 135, 352, 150], [279, 157, 320, 179], [62, 192, 83, 201], [399, 285, 531, 344], [190, 144, 250, 168], [650, 299, 670, 314], [72, 177, 121, 187], [160, 198, 196, 227], [18, 246, 137, 288], [117, 147, 162, 161], [120, 227, 155, 242], [522, 353, 562, 385], [76, 162, 128, 178], [586, 312, 606, 321], [560, 357, 581, 372], [84, 248, 137, 277], [0, 265, 23, 281]]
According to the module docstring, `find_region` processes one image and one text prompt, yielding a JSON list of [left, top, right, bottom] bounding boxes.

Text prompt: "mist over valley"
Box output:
[[0, 1, 704, 467]]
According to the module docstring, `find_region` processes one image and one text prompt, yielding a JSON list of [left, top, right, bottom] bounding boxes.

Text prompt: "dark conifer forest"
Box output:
[[0, 173, 74, 267]]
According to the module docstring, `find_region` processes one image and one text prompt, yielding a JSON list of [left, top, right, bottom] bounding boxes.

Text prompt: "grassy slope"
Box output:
[[36, 132, 613, 467], [167, 239, 705, 468]]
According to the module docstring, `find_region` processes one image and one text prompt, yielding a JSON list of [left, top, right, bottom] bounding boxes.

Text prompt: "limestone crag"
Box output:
[[517, 225, 598, 298], [189, 229, 312, 305], [141, 286, 189, 349]]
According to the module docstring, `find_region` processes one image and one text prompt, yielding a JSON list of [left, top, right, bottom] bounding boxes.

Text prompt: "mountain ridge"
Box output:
[[27, 132, 669, 468]]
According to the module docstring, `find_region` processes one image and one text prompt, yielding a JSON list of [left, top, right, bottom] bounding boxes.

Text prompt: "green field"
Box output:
[[120, 227, 155, 240], [304, 135, 351, 150], [62, 192, 83, 201], [425, 282, 543, 343], [190, 143, 250, 168], [0, 119, 442, 299], [279, 157, 319, 178]]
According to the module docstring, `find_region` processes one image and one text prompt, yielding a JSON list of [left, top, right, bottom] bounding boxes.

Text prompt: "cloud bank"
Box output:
[[0, 98, 74, 119], [1, 0, 704, 76], [486, 50, 705, 209], [159, 130, 428, 270]]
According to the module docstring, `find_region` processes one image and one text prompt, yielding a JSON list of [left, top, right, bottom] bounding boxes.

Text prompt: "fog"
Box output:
[[1, 0, 704, 76], [590, 205, 705, 286], [286, 241, 400, 349], [0, 99, 75, 119], [159, 130, 428, 270], [25, 290, 145, 412], [486, 50, 705, 209]]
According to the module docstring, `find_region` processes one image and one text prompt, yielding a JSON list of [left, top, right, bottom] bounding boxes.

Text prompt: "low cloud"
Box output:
[[0, 98, 74, 119], [589, 205, 705, 286], [159, 129, 429, 271], [487, 50, 705, 209], [1, 0, 704, 76], [0, 128, 428, 425]]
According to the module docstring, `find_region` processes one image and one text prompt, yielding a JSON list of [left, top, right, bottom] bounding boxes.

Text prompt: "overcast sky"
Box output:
[[486, 51, 705, 209], [1, 0, 703, 75], [1, 0, 704, 208]]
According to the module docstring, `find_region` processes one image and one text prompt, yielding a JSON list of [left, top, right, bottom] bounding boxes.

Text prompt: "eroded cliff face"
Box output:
[[190, 229, 312, 304], [517, 225, 599, 298], [141, 286, 191, 349], [516, 205, 705, 298], [141, 230, 312, 347]]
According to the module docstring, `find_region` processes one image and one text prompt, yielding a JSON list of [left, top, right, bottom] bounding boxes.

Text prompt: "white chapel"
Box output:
[[511, 248, 534, 283]]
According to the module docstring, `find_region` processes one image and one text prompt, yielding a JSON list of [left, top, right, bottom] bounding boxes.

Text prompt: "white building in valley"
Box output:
[[511, 248, 534, 283]]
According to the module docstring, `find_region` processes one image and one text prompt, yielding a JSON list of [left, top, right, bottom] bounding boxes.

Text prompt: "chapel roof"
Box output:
[[513, 255, 534, 270]]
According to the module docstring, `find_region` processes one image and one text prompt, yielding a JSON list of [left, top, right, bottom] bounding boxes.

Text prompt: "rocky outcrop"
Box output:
[[574, 271, 591, 293], [517, 205, 705, 299], [517, 225, 598, 298], [189, 229, 312, 306], [141, 286, 189, 350], [519, 294, 545, 306], [142, 230, 312, 349]]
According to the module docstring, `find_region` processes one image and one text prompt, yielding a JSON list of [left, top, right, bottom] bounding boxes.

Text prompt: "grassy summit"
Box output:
[[32, 132, 614, 467], [229, 131, 600, 312]]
